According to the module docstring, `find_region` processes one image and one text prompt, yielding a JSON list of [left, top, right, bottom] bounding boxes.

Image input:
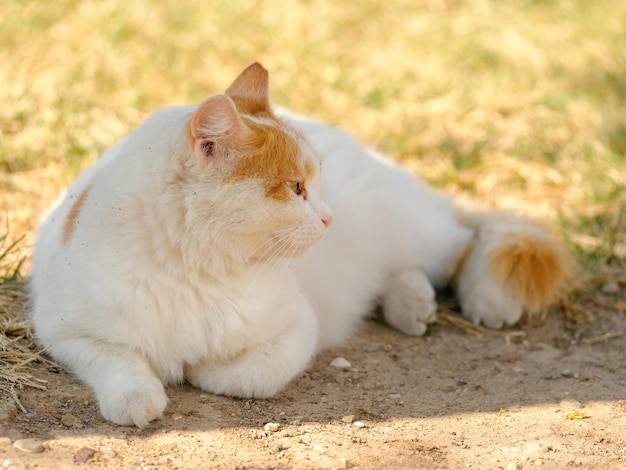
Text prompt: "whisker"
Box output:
[[244, 229, 296, 292]]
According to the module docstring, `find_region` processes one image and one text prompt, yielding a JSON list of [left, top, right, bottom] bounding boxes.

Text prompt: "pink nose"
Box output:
[[322, 214, 333, 228]]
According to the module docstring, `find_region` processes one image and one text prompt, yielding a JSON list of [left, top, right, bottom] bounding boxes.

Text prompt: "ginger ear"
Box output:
[[225, 62, 271, 115], [189, 94, 247, 160]]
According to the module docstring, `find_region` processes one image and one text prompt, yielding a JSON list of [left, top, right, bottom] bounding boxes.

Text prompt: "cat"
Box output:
[[30, 63, 571, 427]]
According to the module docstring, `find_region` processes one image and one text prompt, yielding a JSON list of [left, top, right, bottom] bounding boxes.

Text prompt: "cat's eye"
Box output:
[[286, 181, 304, 196]]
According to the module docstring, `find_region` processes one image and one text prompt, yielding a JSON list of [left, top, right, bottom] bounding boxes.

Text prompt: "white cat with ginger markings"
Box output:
[[31, 63, 570, 427]]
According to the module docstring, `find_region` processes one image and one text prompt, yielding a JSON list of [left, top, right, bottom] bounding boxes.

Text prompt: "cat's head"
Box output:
[[183, 63, 332, 262]]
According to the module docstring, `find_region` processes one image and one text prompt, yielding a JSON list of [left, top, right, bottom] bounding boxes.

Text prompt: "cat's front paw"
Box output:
[[382, 267, 437, 336], [459, 283, 523, 329], [98, 375, 168, 428]]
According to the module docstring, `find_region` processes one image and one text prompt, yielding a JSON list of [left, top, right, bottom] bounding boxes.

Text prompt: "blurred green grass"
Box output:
[[1, 0, 624, 272]]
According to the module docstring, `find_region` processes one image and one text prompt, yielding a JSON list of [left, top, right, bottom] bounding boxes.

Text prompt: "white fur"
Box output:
[[284, 112, 472, 348], [31, 103, 550, 427], [31, 105, 327, 426]]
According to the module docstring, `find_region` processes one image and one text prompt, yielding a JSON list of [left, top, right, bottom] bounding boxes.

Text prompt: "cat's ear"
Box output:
[[189, 94, 247, 160], [225, 62, 271, 115]]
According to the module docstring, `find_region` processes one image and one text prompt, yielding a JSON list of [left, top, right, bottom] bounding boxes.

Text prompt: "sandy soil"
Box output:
[[1, 297, 625, 469]]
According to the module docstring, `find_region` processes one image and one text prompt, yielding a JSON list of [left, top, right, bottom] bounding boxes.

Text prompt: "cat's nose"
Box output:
[[314, 199, 333, 228], [321, 214, 333, 228]]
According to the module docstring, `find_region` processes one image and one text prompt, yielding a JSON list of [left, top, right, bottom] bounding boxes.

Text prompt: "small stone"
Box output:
[[13, 438, 45, 454], [3, 460, 11, 469], [170, 413, 183, 421], [60, 414, 83, 428], [74, 447, 96, 465], [389, 393, 402, 399], [353, 421, 367, 428], [506, 462, 520, 470], [330, 357, 351, 368], [264, 422, 280, 433], [341, 415, 355, 423], [534, 460, 544, 466], [601, 280, 619, 294]]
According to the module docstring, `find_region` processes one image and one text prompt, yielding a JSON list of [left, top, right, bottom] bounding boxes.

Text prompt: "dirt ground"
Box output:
[[1, 290, 625, 470]]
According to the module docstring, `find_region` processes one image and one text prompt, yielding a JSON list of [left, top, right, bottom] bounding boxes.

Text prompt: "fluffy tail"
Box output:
[[453, 204, 572, 329]]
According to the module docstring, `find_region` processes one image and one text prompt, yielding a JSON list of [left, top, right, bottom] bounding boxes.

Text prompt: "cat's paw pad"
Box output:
[[98, 376, 168, 428], [382, 267, 437, 336]]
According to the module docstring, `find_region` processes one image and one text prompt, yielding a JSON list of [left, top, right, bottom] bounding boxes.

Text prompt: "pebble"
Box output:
[[60, 414, 83, 428], [353, 421, 367, 428], [601, 280, 619, 294], [506, 462, 520, 470], [13, 438, 45, 454], [330, 357, 351, 369], [341, 415, 355, 423], [74, 447, 96, 465], [264, 422, 280, 433]]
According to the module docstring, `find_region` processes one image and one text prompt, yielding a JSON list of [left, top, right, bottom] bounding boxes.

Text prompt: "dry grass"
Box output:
[[0, 233, 53, 411], [1, 0, 625, 402]]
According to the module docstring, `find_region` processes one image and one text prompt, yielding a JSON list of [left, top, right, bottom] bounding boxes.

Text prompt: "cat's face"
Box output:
[[226, 114, 332, 260], [183, 63, 332, 262]]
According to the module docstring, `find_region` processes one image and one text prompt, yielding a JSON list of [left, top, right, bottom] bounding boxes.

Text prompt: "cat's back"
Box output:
[[33, 105, 194, 254], [34, 138, 123, 250], [281, 111, 461, 254]]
